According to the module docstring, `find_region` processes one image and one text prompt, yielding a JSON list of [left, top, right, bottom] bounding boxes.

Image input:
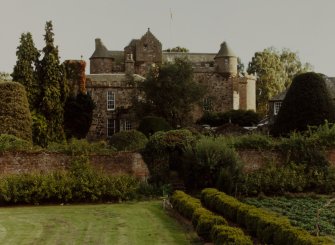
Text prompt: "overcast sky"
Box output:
[[1, 0, 335, 75]]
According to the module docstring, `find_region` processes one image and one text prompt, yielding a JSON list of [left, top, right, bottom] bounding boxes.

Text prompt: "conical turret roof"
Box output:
[[90, 38, 113, 59], [215, 41, 236, 58]]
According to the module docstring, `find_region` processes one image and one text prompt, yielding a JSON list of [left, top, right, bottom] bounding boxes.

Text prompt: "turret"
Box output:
[[89, 38, 113, 74], [214, 41, 237, 78]]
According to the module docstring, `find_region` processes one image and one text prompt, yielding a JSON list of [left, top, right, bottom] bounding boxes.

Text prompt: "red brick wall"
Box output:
[[0, 152, 149, 181]]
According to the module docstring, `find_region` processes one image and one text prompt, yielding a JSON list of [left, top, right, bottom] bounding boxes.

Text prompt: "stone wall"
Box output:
[[0, 152, 149, 181]]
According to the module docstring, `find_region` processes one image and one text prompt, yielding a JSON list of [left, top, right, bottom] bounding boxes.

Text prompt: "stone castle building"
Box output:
[[85, 29, 256, 140]]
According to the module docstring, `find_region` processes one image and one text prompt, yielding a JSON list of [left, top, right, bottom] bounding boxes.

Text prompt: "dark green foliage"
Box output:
[[109, 130, 148, 151], [143, 129, 196, 184], [211, 225, 253, 245], [271, 72, 335, 136], [0, 134, 32, 153], [171, 191, 250, 243], [137, 116, 172, 137], [12, 32, 40, 110], [0, 82, 32, 142], [31, 111, 48, 147], [64, 93, 95, 139], [244, 196, 335, 237], [182, 136, 242, 193], [36, 21, 69, 144], [198, 110, 260, 127], [0, 156, 139, 204], [47, 138, 115, 155], [134, 58, 205, 127], [201, 188, 331, 245]]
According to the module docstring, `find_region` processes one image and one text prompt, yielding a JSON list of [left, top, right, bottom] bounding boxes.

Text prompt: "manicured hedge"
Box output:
[[170, 191, 252, 243], [109, 130, 148, 151], [201, 188, 333, 245], [0, 81, 32, 142]]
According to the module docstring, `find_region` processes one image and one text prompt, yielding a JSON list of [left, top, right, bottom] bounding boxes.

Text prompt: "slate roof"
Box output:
[[215, 41, 236, 58]]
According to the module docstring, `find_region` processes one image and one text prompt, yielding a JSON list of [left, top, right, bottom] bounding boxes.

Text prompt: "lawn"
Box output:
[[244, 195, 335, 239], [0, 201, 198, 245]]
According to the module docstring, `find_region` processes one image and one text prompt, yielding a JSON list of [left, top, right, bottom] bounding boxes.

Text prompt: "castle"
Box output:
[[84, 29, 256, 140]]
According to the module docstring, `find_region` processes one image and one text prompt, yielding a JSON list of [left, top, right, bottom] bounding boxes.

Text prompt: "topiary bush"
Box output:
[[0, 81, 32, 142], [109, 130, 148, 151], [271, 72, 335, 136], [138, 116, 172, 137]]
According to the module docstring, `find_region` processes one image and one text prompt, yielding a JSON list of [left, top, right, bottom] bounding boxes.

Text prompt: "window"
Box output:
[[107, 119, 115, 137], [120, 119, 132, 131], [274, 102, 282, 115], [203, 97, 213, 111], [107, 91, 115, 110]]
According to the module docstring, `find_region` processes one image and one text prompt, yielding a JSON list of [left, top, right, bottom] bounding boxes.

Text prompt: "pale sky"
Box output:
[[1, 0, 335, 75]]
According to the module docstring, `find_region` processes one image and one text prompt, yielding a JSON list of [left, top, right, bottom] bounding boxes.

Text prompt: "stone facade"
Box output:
[[84, 29, 256, 140]]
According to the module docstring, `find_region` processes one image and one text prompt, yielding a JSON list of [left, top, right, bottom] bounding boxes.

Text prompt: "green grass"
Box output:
[[243, 196, 335, 238], [0, 201, 198, 245]]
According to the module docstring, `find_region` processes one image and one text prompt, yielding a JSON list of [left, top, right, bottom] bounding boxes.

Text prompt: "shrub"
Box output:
[[0, 134, 32, 153], [109, 130, 148, 151], [201, 188, 332, 245], [143, 129, 196, 184], [0, 81, 32, 142], [197, 110, 260, 127], [182, 136, 242, 192], [48, 138, 115, 155], [170, 190, 201, 220], [138, 116, 172, 137], [271, 72, 335, 136], [211, 225, 253, 245], [0, 156, 140, 204]]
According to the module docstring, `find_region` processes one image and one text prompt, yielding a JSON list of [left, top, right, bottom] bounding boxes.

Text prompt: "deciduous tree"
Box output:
[[247, 48, 312, 116]]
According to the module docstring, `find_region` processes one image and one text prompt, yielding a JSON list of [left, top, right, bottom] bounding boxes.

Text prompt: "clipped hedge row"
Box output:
[[170, 191, 252, 244], [201, 188, 333, 245]]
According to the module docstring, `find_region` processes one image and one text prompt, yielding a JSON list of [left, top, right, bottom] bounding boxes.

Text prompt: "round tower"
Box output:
[[214, 41, 237, 77], [89, 38, 113, 74]]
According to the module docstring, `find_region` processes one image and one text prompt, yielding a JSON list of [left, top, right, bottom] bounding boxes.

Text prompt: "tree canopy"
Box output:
[[134, 58, 205, 127], [270, 72, 335, 136], [247, 48, 312, 116]]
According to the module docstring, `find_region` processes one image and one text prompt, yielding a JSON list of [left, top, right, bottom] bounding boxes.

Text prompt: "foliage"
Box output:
[[109, 130, 148, 151], [63, 60, 86, 94], [143, 129, 196, 184], [170, 190, 250, 243], [12, 32, 40, 109], [247, 48, 312, 116], [0, 81, 32, 142], [197, 109, 260, 127], [36, 21, 69, 144], [0, 134, 32, 153], [0, 72, 12, 81], [137, 116, 172, 137], [231, 133, 275, 150], [244, 196, 335, 238], [164, 46, 189, 52], [211, 225, 253, 245], [182, 136, 242, 193], [201, 188, 332, 245], [0, 157, 139, 204], [31, 111, 49, 147], [271, 72, 335, 136], [134, 58, 205, 127], [47, 138, 115, 155], [64, 92, 95, 139]]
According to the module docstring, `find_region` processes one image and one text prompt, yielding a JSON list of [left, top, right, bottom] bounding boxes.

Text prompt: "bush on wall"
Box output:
[[109, 130, 148, 151], [0, 81, 32, 142]]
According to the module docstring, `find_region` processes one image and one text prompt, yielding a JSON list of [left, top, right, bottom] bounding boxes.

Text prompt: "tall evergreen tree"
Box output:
[[11, 32, 40, 109], [37, 21, 69, 143]]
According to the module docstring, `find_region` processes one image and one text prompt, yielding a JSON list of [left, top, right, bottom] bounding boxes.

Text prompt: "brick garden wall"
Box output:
[[0, 152, 149, 181]]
